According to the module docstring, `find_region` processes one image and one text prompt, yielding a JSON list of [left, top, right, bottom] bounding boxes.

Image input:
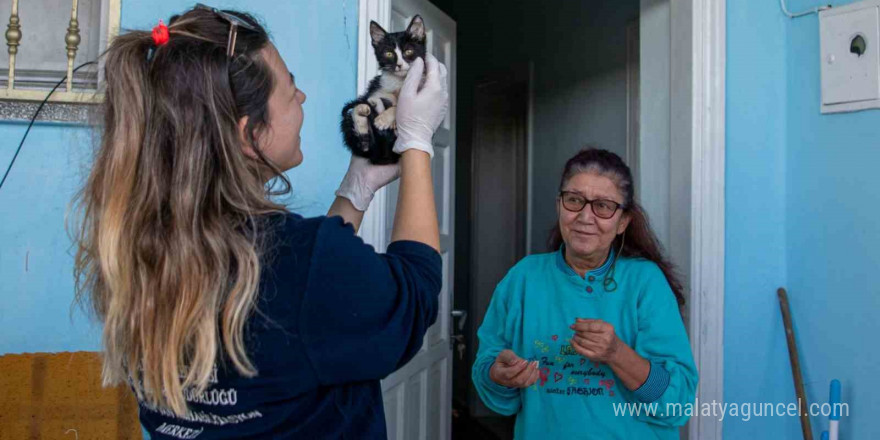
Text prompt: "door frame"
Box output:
[[679, 1, 725, 438], [356, 0, 726, 439]]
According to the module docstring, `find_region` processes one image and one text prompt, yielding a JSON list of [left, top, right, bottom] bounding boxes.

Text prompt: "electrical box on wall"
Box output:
[[820, 0, 880, 113]]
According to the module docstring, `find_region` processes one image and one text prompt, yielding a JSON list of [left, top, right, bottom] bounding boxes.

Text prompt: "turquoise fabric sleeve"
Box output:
[[632, 361, 672, 403], [471, 272, 522, 416], [628, 263, 699, 426]]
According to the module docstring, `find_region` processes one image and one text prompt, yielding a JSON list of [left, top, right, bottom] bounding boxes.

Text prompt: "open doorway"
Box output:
[[433, 1, 642, 437], [424, 0, 725, 439]]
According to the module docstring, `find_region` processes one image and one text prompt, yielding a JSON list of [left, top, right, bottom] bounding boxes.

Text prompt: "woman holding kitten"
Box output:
[[72, 5, 447, 439]]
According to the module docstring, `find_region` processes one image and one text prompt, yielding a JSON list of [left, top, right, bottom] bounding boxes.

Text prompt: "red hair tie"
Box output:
[[151, 20, 169, 46]]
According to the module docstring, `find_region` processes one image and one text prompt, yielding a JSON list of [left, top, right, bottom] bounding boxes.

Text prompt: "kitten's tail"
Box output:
[[341, 100, 360, 117]]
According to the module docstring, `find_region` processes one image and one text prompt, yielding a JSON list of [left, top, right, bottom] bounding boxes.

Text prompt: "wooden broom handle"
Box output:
[[778, 287, 813, 440]]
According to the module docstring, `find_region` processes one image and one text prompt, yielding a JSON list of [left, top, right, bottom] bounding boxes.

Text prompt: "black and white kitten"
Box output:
[[340, 15, 427, 165]]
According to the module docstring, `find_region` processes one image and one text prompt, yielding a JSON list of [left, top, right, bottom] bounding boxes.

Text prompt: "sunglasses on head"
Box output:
[[194, 3, 258, 58]]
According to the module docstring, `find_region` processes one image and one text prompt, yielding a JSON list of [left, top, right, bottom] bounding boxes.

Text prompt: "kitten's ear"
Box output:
[[370, 21, 387, 47], [406, 15, 425, 42]]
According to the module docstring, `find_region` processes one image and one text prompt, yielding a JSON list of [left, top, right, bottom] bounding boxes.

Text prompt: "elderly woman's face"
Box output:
[[557, 172, 630, 259]]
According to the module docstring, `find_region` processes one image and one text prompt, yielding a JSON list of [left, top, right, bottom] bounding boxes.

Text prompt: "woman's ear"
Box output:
[[238, 116, 258, 160], [617, 212, 632, 235]]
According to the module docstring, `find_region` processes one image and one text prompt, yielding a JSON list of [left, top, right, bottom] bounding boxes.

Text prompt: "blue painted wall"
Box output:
[[0, 0, 358, 354], [725, 0, 793, 437], [785, 1, 880, 438], [727, 0, 880, 437]]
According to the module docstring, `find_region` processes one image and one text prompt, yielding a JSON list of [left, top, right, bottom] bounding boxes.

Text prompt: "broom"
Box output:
[[778, 287, 813, 440]]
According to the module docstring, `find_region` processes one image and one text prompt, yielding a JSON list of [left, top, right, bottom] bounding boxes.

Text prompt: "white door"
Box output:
[[356, 0, 456, 439]]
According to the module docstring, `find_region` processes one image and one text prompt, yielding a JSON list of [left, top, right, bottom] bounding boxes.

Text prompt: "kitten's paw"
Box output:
[[374, 109, 397, 131], [354, 104, 371, 136], [368, 97, 386, 114], [354, 103, 371, 117]]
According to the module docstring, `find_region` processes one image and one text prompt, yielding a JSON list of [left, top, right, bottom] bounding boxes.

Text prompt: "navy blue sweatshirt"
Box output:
[[137, 213, 442, 439]]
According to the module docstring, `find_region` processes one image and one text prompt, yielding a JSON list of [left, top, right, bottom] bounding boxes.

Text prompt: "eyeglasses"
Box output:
[[194, 3, 257, 58], [558, 191, 624, 219]]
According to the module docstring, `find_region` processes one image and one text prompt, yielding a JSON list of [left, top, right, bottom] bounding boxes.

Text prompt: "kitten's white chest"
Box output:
[[379, 74, 405, 95], [368, 73, 404, 110]]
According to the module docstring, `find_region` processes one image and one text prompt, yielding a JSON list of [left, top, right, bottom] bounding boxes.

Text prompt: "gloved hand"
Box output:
[[335, 155, 400, 211], [392, 53, 449, 158]]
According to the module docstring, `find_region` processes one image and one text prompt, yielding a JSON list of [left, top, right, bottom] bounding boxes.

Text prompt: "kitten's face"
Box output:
[[370, 16, 427, 78]]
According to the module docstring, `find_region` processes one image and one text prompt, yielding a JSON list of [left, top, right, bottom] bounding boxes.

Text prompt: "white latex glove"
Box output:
[[392, 53, 449, 158], [335, 156, 400, 211]]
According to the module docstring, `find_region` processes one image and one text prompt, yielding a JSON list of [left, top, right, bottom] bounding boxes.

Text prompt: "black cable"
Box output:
[[0, 60, 97, 192]]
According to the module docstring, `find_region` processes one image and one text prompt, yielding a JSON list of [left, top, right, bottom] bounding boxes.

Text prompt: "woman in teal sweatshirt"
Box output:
[[472, 148, 698, 439]]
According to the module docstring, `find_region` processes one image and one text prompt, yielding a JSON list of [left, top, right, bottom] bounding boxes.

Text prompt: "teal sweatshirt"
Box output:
[[472, 248, 698, 439]]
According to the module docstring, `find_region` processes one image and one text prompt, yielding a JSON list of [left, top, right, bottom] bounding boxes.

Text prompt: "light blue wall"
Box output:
[[785, 1, 880, 438], [0, 123, 103, 353], [725, 0, 793, 437], [727, 0, 880, 437], [0, 0, 358, 354]]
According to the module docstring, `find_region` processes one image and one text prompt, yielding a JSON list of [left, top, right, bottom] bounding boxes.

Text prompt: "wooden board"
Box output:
[[0, 351, 140, 440]]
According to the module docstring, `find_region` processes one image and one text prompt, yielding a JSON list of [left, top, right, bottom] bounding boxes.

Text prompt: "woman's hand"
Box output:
[[387, 53, 446, 251], [570, 318, 652, 391], [393, 53, 449, 158], [569, 318, 622, 363], [489, 349, 540, 388], [330, 155, 399, 231], [335, 155, 400, 212]]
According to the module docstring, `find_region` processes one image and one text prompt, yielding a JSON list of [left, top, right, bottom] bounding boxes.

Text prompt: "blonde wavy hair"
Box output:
[[71, 7, 288, 416]]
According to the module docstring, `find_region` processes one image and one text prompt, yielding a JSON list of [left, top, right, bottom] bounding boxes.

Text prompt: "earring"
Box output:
[[602, 230, 626, 292]]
